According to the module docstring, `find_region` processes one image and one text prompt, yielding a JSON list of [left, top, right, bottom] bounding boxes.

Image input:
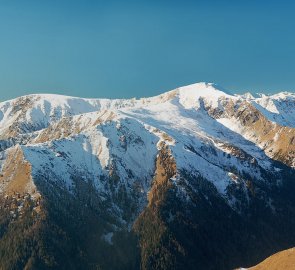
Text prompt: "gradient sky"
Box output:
[[0, 0, 295, 101]]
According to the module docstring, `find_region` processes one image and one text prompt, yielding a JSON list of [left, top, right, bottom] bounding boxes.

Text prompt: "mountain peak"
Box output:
[[175, 82, 233, 109], [177, 82, 231, 95]]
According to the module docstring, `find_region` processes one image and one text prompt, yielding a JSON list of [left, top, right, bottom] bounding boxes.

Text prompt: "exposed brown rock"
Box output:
[[147, 142, 177, 206], [208, 99, 295, 167]]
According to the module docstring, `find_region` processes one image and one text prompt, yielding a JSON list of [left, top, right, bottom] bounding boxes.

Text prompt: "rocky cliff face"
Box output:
[[0, 82, 294, 269]]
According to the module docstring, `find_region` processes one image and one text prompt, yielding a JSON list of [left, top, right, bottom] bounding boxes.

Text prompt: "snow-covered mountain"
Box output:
[[0, 82, 294, 270]]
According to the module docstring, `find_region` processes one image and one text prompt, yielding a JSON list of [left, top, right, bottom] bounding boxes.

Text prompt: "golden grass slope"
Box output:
[[0, 145, 38, 197], [244, 248, 295, 270]]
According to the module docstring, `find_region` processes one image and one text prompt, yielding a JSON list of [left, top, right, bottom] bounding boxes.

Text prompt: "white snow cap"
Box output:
[[177, 82, 233, 109]]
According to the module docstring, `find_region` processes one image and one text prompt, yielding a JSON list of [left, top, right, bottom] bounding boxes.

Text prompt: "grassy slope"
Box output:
[[248, 248, 295, 270]]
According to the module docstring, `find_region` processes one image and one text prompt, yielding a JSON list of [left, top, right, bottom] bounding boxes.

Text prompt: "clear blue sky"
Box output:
[[0, 0, 295, 101]]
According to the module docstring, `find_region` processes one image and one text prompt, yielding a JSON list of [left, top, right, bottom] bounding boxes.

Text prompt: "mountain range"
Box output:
[[0, 82, 294, 269]]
